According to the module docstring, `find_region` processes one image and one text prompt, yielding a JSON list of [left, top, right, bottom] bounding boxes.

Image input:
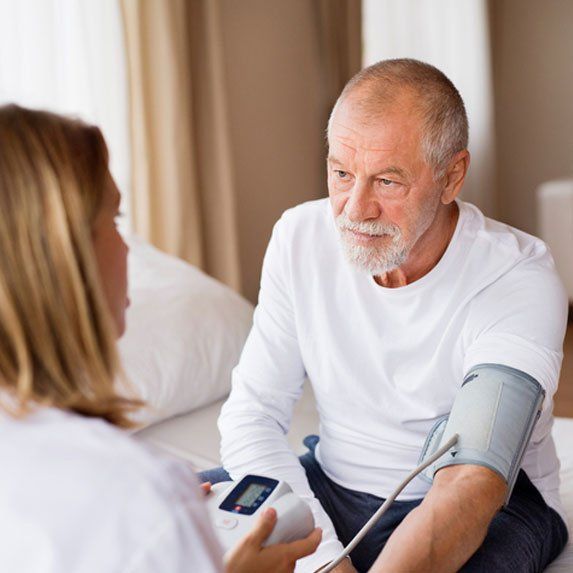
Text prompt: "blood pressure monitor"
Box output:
[[206, 475, 315, 553]]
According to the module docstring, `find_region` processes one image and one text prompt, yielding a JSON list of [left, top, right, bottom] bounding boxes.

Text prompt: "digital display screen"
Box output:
[[220, 475, 278, 515], [236, 483, 267, 508]]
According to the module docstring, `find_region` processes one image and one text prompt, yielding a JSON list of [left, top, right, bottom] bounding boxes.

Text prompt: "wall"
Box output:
[[492, 0, 573, 234], [217, 1, 341, 302]]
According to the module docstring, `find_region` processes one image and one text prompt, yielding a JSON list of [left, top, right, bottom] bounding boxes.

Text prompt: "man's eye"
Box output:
[[335, 170, 348, 179], [379, 178, 394, 186]]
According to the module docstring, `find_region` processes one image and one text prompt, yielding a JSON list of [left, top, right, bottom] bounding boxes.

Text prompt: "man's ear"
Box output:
[[441, 150, 470, 205]]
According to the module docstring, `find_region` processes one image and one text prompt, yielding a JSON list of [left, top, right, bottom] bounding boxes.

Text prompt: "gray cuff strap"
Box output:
[[418, 363, 545, 504]]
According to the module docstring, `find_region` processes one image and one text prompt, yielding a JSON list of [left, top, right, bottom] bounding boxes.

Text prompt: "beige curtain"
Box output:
[[313, 0, 362, 118], [120, 0, 241, 290]]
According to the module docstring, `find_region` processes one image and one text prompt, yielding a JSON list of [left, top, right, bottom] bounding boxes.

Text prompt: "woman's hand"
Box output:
[[225, 507, 322, 573]]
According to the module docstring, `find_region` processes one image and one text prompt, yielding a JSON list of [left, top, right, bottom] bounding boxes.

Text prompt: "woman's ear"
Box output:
[[441, 150, 470, 205]]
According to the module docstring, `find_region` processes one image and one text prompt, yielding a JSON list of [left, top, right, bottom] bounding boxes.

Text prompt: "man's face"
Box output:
[[327, 94, 442, 275]]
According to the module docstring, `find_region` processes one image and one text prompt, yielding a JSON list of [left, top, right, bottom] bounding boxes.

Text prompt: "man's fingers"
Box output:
[[285, 527, 322, 560], [247, 508, 277, 545]]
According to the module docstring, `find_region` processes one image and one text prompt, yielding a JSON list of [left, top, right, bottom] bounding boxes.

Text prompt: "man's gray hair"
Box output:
[[330, 58, 469, 179]]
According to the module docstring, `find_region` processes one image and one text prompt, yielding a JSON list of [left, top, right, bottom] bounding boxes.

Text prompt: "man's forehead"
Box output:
[[330, 105, 421, 138], [328, 120, 420, 163], [328, 103, 423, 163], [328, 130, 399, 155]]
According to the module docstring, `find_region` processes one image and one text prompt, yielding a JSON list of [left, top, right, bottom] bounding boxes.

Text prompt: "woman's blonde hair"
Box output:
[[0, 105, 142, 428]]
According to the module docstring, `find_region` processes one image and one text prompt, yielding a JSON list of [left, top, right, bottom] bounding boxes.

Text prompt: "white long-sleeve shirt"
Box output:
[[0, 407, 224, 573], [219, 198, 568, 572]]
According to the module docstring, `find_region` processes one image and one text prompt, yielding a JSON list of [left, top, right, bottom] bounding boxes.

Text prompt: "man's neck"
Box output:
[[374, 202, 459, 288]]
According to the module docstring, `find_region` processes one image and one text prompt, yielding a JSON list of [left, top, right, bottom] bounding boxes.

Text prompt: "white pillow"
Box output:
[[118, 237, 253, 426]]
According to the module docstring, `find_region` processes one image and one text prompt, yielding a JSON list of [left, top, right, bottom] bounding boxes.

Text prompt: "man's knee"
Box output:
[[460, 507, 567, 572]]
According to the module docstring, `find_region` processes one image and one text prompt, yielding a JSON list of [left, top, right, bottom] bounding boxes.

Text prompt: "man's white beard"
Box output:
[[335, 212, 408, 275]]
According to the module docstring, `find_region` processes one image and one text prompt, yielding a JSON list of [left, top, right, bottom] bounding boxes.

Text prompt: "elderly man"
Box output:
[[208, 59, 569, 572]]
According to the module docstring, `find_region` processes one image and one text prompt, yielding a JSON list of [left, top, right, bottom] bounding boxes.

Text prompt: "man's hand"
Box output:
[[225, 508, 322, 573]]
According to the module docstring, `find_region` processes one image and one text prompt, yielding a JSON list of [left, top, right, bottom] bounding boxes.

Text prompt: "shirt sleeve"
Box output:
[[218, 215, 344, 572], [463, 253, 568, 443]]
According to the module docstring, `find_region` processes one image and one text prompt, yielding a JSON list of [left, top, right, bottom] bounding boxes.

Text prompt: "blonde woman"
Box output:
[[0, 105, 321, 573]]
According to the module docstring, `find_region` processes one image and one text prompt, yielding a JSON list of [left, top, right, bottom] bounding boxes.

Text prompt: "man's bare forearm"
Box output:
[[369, 465, 506, 572], [321, 557, 357, 573]]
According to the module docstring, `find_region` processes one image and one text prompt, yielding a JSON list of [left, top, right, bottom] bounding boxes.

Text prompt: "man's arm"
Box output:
[[370, 464, 506, 572], [369, 239, 566, 573], [218, 215, 349, 572]]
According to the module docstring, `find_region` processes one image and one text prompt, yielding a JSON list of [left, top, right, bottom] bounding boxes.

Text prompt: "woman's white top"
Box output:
[[0, 407, 224, 573]]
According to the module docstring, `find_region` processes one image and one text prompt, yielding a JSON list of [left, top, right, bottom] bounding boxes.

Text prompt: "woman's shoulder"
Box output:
[[1, 406, 191, 486]]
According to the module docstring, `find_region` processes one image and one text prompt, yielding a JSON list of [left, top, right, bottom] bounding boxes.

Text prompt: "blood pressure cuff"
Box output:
[[419, 363, 545, 503]]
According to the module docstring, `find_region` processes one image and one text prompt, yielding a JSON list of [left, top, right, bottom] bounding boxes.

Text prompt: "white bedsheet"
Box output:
[[545, 417, 573, 571], [137, 399, 573, 571], [135, 384, 319, 468]]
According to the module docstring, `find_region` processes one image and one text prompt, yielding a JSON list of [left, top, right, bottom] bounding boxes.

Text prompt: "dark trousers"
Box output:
[[200, 435, 568, 572]]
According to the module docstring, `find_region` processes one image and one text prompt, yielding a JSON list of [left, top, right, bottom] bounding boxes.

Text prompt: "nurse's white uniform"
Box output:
[[0, 406, 224, 572]]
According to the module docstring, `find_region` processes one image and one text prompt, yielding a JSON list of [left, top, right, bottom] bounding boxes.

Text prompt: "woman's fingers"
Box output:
[[246, 508, 277, 546], [224, 509, 321, 573], [284, 527, 322, 561]]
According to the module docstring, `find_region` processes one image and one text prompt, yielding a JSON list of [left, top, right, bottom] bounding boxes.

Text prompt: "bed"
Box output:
[[547, 417, 573, 571]]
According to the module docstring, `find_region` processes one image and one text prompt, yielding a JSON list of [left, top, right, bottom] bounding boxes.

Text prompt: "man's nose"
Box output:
[[345, 182, 381, 222]]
